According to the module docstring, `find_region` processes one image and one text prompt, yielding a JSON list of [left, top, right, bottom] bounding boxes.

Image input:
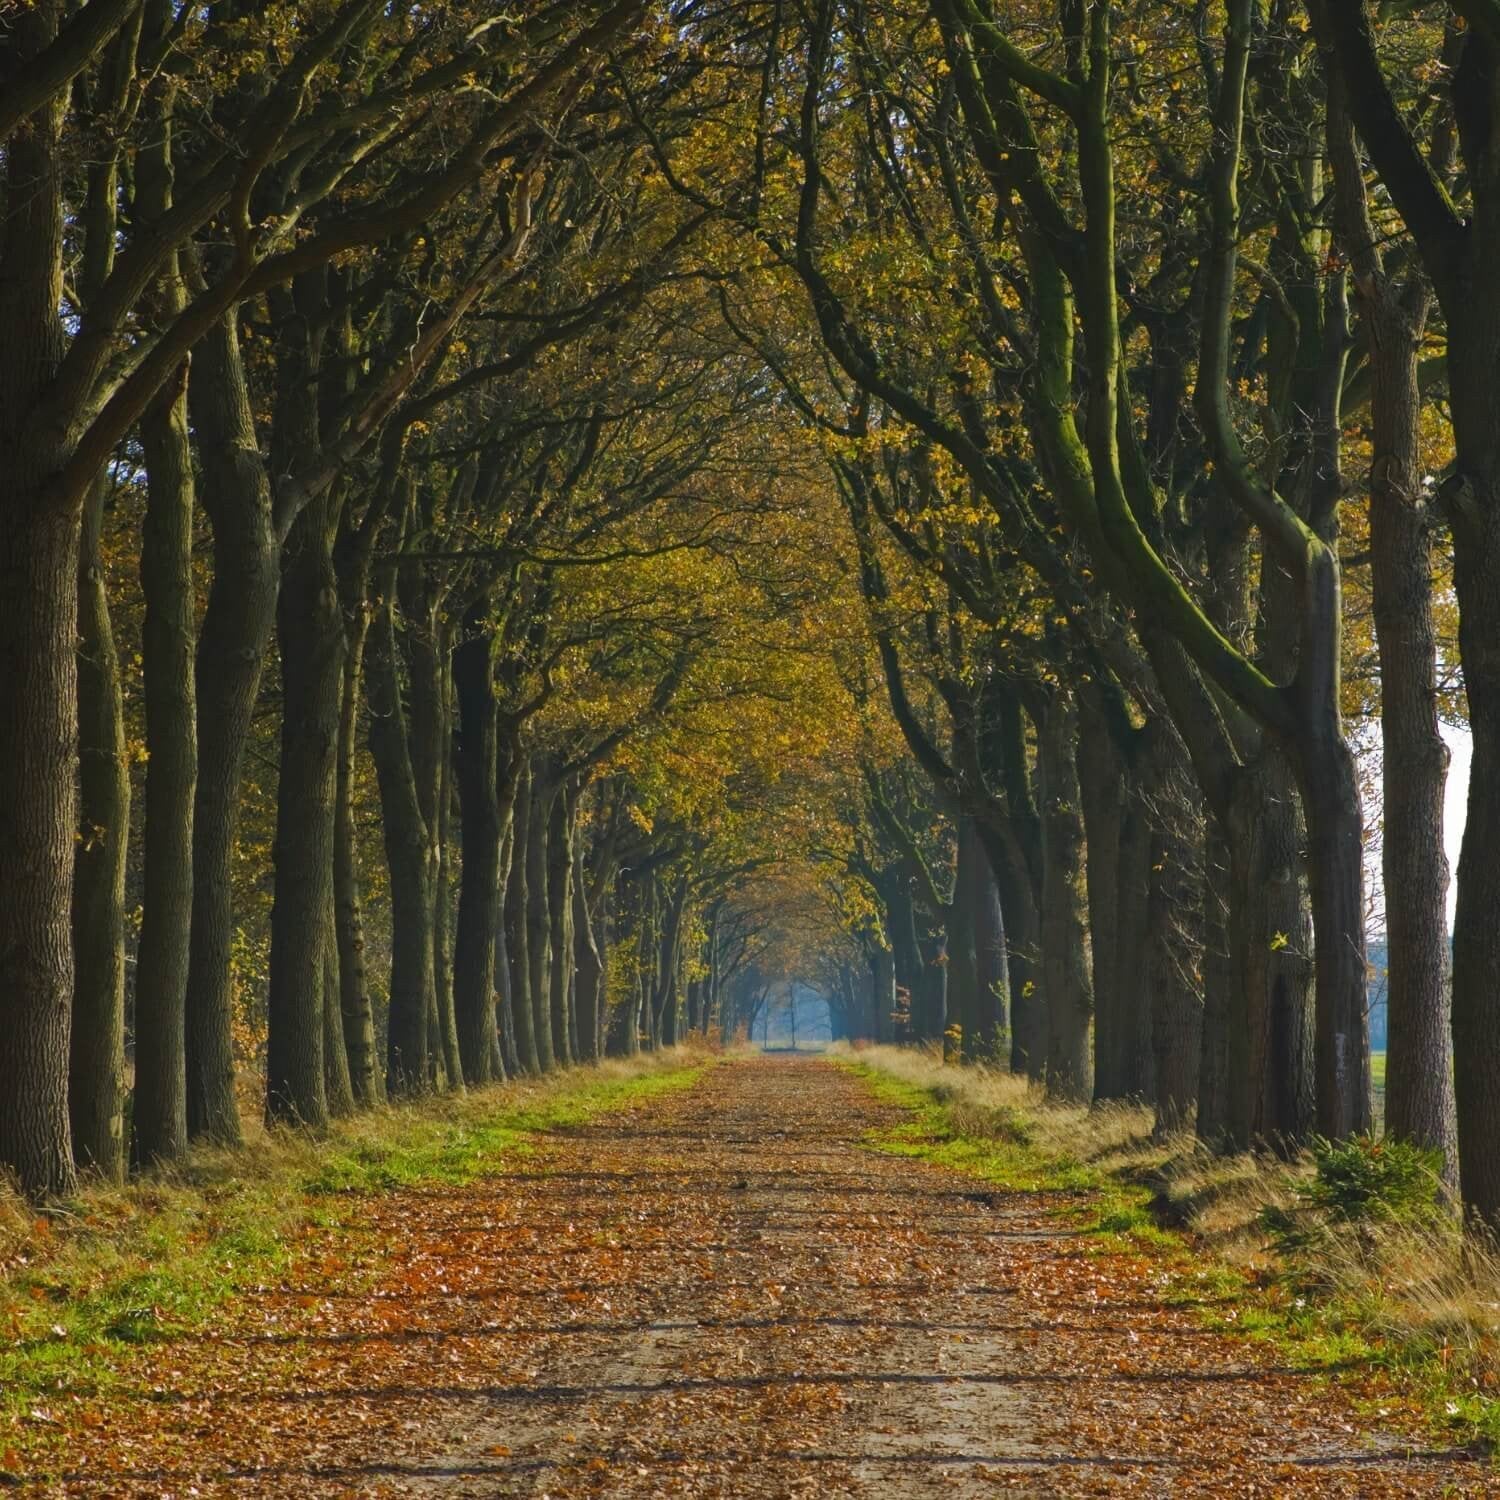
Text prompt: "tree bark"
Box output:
[[409, 614, 461, 1093], [967, 830, 1008, 1057], [1367, 302, 1455, 1161], [993, 694, 1045, 1077], [185, 313, 278, 1145], [655, 877, 689, 1048], [574, 835, 605, 1063], [0, 495, 79, 1197], [453, 630, 504, 1084], [432, 684, 463, 1093], [0, 0, 80, 1197], [1142, 721, 1204, 1135], [526, 771, 557, 1070], [1451, 502, 1500, 1222], [1197, 826, 1236, 1148], [882, 874, 924, 1040], [1112, 770, 1154, 1098], [1077, 695, 1126, 1098], [1297, 727, 1373, 1140], [873, 945, 897, 1044], [68, 57, 132, 1179], [72, 469, 129, 1181], [332, 550, 381, 1105], [132, 361, 198, 1167], [368, 591, 434, 1098], [504, 762, 540, 1074], [131, 48, 199, 1166], [1040, 695, 1093, 1100], [547, 784, 577, 1065], [1227, 753, 1316, 1151], [495, 812, 519, 1077], [1321, 71, 1455, 1162], [945, 838, 976, 1057], [265, 494, 340, 1129], [322, 887, 355, 1117]]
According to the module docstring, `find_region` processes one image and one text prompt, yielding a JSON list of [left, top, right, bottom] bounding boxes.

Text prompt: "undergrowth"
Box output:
[[840, 1042, 1500, 1453], [0, 1049, 710, 1443]]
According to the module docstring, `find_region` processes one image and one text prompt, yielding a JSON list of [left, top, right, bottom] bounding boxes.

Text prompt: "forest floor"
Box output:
[[5, 1055, 1491, 1497]]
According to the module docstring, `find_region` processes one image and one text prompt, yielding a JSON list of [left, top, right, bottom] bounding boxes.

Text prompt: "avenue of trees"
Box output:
[[3, 1, 1496, 1227]]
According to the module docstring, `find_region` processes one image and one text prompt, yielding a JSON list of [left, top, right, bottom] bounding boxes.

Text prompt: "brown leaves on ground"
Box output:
[[15, 1060, 1491, 1496]]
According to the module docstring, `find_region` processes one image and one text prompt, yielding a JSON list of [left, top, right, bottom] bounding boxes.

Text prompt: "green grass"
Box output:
[[0, 1056, 708, 1442], [843, 1062, 1170, 1248], [300, 1063, 705, 1194]]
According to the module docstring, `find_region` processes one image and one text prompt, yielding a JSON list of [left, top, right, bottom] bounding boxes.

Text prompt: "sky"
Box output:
[[1357, 719, 1469, 937], [1442, 722, 1471, 928]]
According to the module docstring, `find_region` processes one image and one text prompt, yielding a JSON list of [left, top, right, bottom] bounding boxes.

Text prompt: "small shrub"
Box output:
[[1261, 1135, 1446, 1261], [1303, 1135, 1444, 1223]]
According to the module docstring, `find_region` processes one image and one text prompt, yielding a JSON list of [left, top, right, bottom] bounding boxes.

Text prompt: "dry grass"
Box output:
[[842, 1041, 1500, 1440]]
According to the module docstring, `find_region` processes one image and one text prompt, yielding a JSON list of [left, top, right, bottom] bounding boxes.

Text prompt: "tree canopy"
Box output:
[[3, 0, 1496, 1226]]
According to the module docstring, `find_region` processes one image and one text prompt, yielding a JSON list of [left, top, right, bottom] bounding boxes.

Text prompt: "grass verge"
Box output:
[[0, 1048, 710, 1456], [838, 1042, 1500, 1453]]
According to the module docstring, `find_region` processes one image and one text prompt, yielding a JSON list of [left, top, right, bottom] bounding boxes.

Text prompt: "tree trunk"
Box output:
[[655, 879, 688, 1048], [1142, 722, 1203, 1135], [1040, 695, 1093, 1100], [332, 562, 381, 1105], [1297, 727, 1373, 1140], [410, 618, 461, 1093], [1441, 235, 1500, 1225], [132, 362, 197, 1168], [1226, 753, 1315, 1152], [705, 904, 722, 1038], [504, 763, 540, 1074], [186, 313, 278, 1146], [1112, 771, 1153, 1098], [526, 772, 557, 1071], [322, 888, 355, 1117], [921, 931, 948, 1047], [265, 495, 340, 1129], [131, 65, 198, 1166], [945, 836, 976, 1058], [547, 786, 577, 1065], [72, 470, 129, 1181], [605, 882, 641, 1057], [1451, 504, 1500, 1222], [0, 0, 82, 1199], [1077, 696, 1125, 1097], [1324, 69, 1453, 1166], [367, 592, 433, 1098], [0, 495, 79, 1196], [68, 15, 133, 1188], [873, 945, 897, 1043], [1197, 827, 1236, 1148], [990, 844, 1041, 1075], [432, 710, 462, 1093], [880, 871, 923, 1040], [964, 828, 1009, 1058], [452, 630, 503, 1084], [574, 839, 605, 1064], [495, 818, 519, 1077], [1367, 303, 1455, 1161]]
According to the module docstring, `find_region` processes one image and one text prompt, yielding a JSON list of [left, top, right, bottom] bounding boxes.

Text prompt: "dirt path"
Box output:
[[50, 1058, 1484, 1496]]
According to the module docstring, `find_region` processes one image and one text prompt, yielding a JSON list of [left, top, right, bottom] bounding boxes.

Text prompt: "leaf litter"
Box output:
[[11, 1058, 1491, 1496]]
